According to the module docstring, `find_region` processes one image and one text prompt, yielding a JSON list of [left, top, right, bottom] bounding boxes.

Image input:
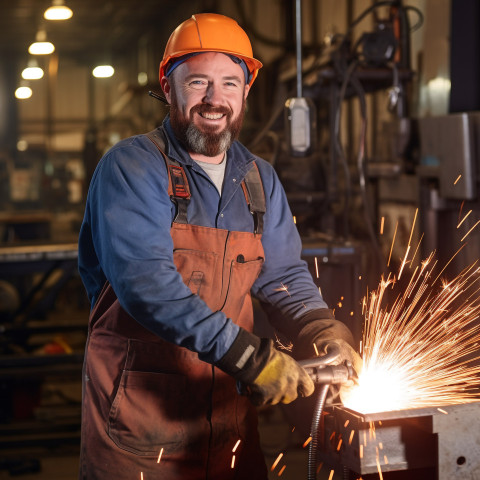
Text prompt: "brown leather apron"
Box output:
[[79, 139, 269, 479]]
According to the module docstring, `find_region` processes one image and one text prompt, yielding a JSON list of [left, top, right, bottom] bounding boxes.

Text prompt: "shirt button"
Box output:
[[233, 178, 237, 183], [220, 213, 224, 218]]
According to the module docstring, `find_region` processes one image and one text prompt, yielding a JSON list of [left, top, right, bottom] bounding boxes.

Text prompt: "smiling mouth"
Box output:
[[199, 112, 224, 120]]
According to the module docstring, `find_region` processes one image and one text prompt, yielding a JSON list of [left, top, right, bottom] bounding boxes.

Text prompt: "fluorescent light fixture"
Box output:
[[93, 65, 115, 78], [15, 86, 33, 99], [28, 30, 55, 55], [29, 42, 55, 55], [22, 59, 44, 80], [17, 140, 29, 151], [44, 0, 73, 20]]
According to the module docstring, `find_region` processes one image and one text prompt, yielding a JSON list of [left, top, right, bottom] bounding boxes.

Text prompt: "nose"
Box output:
[[203, 82, 223, 106]]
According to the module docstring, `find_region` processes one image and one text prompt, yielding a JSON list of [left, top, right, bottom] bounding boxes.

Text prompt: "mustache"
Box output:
[[190, 104, 232, 117]]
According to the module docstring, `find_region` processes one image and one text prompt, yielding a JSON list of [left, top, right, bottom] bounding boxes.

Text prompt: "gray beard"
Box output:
[[184, 123, 233, 157]]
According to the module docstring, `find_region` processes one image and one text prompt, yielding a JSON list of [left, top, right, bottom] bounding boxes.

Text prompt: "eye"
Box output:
[[188, 79, 207, 88]]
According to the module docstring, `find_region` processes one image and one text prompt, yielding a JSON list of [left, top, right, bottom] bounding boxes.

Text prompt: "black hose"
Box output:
[[307, 383, 330, 480]]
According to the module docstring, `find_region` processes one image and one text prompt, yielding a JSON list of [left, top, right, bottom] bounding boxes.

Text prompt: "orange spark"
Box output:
[[457, 209, 472, 228], [376, 454, 384, 480], [380, 216, 385, 235], [343, 252, 480, 414], [315, 257, 319, 278], [231, 455, 236, 469], [232, 439, 241, 452], [454, 174, 462, 185], [271, 453, 283, 471], [328, 470, 335, 480], [157, 448, 164, 463], [344, 420, 350, 427], [275, 333, 293, 352], [278, 465, 286, 476], [410, 232, 424, 268], [387, 221, 399, 267], [274, 283, 291, 296], [437, 408, 448, 414], [348, 430, 355, 445], [461, 219, 480, 242], [336, 438, 343, 451], [303, 436, 312, 448]]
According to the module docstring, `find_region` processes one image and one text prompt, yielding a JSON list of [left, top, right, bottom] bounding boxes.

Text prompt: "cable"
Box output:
[[333, 60, 359, 240], [349, 73, 387, 271], [346, 1, 423, 36], [308, 383, 330, 480]]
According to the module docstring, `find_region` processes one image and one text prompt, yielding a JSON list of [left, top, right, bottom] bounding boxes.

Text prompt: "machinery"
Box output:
[[298, 344, 480, 480], [319, 402, 480, 480]]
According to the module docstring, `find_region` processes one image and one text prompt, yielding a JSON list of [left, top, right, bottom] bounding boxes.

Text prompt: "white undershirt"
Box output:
[[194, 153, 227, 195]]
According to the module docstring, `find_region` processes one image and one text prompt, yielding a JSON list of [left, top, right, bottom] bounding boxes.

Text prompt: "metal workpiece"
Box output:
[[318, 401, 480, 479]]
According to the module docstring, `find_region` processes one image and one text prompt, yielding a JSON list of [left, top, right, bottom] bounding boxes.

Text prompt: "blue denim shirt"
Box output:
[[78, 116, 328, 363]]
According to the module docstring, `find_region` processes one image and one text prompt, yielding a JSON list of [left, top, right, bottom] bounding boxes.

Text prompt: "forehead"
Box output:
[[176, 52, 245, 81]]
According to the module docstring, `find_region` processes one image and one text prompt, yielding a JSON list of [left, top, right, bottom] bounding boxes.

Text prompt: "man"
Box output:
[[78, 13, 361, 480]]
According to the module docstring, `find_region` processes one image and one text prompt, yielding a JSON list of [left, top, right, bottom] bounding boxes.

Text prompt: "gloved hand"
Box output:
[[215, 330, 315, 407], [243, 343, 315, 406], [314, 339, 363, 403], [293, 309, 363, 403]]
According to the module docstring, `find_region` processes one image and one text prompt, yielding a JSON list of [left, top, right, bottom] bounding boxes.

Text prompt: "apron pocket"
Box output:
[[221, 257, 264, 317], [107, 370, 187, 455]]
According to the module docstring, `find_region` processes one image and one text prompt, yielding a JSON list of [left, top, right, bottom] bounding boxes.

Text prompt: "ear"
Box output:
[[160, 76, 172, 104], [243, 83, 250, 101]]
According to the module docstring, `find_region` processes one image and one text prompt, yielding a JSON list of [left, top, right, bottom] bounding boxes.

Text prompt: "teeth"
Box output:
[[201, 112, 223, 120]]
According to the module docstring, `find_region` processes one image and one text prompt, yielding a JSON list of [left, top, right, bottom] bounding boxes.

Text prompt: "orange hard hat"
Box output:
[[159, 13, 263, 87]]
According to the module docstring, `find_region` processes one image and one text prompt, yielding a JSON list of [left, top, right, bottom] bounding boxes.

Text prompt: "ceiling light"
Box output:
[[44, 0, 73, 21], [21, 59, 44, 80], [15, 86, 33, 100], [28, 30, 55, 55], [93, 65, 115, 78]]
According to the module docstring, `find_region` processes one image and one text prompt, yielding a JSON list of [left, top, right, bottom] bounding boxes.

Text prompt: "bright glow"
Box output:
[[343, 253, 480, 414], [343, 362, 420, 413], [17, 140, 29, 151], [21, 66, 44, 80], [93, 65, 115, 78], [28, 42, 55, 55], [44, 4, 73, 20], [427, 76, 451, 94], [15, 86, 33, 99], [137, 71, 148, 86]]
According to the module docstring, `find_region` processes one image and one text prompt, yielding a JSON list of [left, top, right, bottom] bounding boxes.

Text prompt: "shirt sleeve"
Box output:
[[81, 141, 240, 363], [251, 160, 329, 331]]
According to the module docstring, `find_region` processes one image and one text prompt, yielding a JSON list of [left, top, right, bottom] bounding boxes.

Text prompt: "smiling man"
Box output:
[[78, 13, 360, 480], [164, 52, 249, 161]]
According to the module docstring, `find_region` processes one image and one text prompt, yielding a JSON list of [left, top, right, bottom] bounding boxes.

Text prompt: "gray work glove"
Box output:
[[216, 330, 315, 406]]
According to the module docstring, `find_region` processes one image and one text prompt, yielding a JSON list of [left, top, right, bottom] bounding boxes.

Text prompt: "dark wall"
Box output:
[[449, 0, 480, 112], [0, 55, 18, 158]]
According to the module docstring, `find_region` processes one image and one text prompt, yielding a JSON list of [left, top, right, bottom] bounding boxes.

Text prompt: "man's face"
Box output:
[[161, 52, 250, 157]]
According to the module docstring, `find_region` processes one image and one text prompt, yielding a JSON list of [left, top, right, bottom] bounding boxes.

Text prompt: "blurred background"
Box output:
[[0, 0, 479, 478]]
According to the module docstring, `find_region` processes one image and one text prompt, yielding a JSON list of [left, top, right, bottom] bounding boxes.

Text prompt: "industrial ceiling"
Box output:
[[0, 0, 202, 66]]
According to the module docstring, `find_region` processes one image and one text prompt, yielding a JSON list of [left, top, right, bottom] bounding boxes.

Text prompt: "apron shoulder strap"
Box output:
[[145, 129, 190, 224], [241, 162, 266, 235]]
